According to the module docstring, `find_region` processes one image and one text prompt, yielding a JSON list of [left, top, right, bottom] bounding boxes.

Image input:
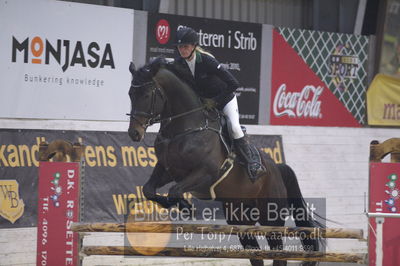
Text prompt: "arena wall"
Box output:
[[1, 118, 398, 265]]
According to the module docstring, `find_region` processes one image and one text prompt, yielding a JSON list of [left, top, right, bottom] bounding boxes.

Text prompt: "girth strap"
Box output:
[[209, 152, 236, 200]]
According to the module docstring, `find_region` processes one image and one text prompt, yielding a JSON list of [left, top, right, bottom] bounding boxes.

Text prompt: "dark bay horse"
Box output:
[[127, 59, 323, 266]]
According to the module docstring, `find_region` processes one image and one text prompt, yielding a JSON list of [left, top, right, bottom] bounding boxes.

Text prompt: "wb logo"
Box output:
[[0, 180, 25, 224]]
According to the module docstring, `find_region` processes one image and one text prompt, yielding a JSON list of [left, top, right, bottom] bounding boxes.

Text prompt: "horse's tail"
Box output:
[[277, 163, 326, 251]]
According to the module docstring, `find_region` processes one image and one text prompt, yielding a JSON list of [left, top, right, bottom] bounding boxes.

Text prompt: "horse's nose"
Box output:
[[128, 128, 140, 142]]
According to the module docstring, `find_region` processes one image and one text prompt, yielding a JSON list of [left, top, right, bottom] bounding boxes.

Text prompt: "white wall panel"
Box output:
[[186, 0, 196, 16], [176, 0, 186, 15], [222, 0, 231, 20], [231, 0, 240, 21], [2, 120, 398, 263], [256, 1, 265, 24], [204, 0, 214, 18], [214, 0, 223, 19]]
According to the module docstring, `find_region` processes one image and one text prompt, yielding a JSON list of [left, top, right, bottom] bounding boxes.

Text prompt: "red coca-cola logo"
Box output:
[[273, 84, 323, 119], [155, 19, 170, 44]]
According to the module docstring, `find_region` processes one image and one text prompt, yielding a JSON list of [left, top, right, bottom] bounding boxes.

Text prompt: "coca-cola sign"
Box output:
[[270, 29, 360, 127], [273, 84, 323, 119]]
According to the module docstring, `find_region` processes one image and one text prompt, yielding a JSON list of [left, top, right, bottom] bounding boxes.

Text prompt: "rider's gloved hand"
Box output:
[[201, 98, 217, 110]]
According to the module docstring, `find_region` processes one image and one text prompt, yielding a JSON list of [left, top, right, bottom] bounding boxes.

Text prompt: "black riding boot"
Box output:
[[234, 137, 265, 182]]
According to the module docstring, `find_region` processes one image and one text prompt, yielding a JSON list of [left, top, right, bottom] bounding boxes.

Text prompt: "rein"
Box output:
[[159, 106, 205, 125], [127, 105, 205, 128]]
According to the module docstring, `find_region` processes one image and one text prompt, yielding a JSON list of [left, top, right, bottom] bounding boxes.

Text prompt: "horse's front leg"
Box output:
[[166, 184, 192, 211], [142, 163, 173, 209], [167, 167, 216, 210]]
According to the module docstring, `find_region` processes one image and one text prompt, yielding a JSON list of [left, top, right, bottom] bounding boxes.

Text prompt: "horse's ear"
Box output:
[[129, 62, 136, 74], [151, 57, 167, 70]]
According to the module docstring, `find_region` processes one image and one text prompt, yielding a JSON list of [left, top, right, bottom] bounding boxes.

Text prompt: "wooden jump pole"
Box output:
[[81, 246, 367, 263], [71, 222, 364, 239]]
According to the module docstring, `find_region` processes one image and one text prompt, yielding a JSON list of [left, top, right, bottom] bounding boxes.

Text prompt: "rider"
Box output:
[[169, 26, 265, 181]]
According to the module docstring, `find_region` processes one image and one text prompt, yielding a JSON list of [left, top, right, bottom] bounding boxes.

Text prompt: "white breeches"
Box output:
[[222, 96, 244, 139]]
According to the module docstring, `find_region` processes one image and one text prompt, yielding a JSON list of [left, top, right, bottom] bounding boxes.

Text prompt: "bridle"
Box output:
[[127, 81, 205, 129], [127, 81, 164, 129], [128, 79, 221, 153]]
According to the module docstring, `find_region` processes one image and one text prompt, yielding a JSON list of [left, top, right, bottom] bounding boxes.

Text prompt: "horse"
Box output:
[[127, 59, 324, 266]]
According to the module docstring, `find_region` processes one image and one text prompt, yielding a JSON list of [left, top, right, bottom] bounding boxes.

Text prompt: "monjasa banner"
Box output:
[[0, 129, 285, 227], [146, 13, 262, 124], [0, 0, 133, 121]]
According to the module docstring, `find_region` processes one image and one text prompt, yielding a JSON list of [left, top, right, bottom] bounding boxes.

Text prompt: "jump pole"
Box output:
[[81, 246, 367, 264], [71, 222, 364, 239]]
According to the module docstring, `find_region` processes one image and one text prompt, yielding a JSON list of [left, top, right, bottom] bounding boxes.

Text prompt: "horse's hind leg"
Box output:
[[278, 164, 322, 266], [224, 200, 264, 266], [259, 200, 287, 266], [289, 198, 320, 266]]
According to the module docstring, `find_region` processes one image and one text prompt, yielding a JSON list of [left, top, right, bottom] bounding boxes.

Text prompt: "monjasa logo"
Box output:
[[11, 36, 115, 72]]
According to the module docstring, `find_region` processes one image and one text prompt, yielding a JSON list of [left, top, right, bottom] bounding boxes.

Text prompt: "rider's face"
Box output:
[[177, 44, 196, 60]]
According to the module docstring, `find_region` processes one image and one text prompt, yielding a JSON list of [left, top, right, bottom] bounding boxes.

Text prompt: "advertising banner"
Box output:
[[146, 13, 262, 124], [0, 0, 133, 121], [0, 129, 285, 227], [271, 28, 369, 126], [367, 74, 400, 126], [36, 162, 80, 266], [378, 0, 400, 79], [369, 163, 400, 266]]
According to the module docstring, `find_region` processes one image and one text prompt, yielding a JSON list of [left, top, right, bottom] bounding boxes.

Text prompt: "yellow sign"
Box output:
[[0, 180, 25, 223], [367, 74, 400, 126]]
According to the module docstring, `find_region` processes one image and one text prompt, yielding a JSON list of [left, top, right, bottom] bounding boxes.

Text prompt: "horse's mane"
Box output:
[[130, 57, 167, 86], [130, 57, 198, 101]]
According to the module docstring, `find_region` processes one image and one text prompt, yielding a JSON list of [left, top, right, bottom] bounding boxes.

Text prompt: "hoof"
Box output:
[[177, 199, 193, 211]]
